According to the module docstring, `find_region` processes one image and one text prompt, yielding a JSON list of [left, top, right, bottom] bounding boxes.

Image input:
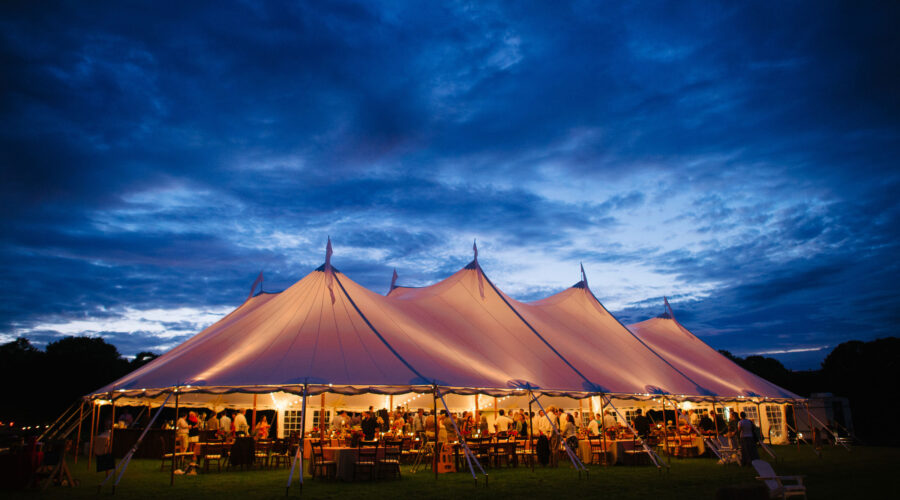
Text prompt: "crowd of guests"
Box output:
[[171, 409, 272, 452]]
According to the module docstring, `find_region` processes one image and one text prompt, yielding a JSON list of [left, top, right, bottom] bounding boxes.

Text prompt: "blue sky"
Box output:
[[2, 1, 898, 369]]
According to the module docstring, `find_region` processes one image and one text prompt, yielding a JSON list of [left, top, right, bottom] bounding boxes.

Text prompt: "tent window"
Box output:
[[313, 409, 331, 430], [764, 405, 783, 439], [623, 408, 637, 424], [742, 406, 759, 426], [283, 410, 304, 435]]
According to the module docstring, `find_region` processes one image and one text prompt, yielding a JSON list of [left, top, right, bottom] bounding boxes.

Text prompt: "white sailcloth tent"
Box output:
[[90, 244, 802, 434]]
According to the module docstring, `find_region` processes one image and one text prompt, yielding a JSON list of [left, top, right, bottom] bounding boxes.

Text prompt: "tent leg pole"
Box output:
[[74, 401, 84, 464], [599, 393, 607, 461], [88, 401, 97, 472], [171, 391, 179, 486], [712, 399, 720, 437], [660, 398, 670, 465], [432, 385, 438, 481], [110, 398, 116, 451], [528, 397, 534, 472], [791, 404, 801, 452]]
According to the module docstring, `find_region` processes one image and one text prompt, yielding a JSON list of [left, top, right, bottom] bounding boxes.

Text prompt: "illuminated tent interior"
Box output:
[[89, 245, 802, 443]]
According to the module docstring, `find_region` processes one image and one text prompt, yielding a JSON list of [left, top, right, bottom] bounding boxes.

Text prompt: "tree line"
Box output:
[[1, 335, 896, 444]]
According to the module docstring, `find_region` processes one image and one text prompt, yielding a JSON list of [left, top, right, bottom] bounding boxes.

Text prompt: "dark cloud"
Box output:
[[1, 1, 898, 368]]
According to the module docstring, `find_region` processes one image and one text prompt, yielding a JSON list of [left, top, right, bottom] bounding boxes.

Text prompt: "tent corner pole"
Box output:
[[432, 384, 438, 481], [170, 388, 179, 486], [660, 397, 670, 464], [527, 394, 534, 472], [790, 403, 801, 452], [74, 400, 84, 464], [87, 400, 97, 471]]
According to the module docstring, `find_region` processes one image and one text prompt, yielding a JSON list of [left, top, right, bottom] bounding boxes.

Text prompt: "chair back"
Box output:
[[752, 459, 779, 492], [588, 435, 604, 451], [358, 440, 379, 461], [383, 440, 401, 461]]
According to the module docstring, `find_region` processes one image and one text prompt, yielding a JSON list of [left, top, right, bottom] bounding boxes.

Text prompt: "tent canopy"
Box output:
[[94, 253, 801, 403]]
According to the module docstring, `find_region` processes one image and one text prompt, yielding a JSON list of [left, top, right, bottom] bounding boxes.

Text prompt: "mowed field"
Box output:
[[7, 445, 896, 499]]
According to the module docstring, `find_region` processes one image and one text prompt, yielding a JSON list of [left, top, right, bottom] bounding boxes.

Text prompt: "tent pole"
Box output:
[[578, 399, 583, 430], [804, 400, 816, 451], [527, 395, 534, 472], [755, 401, 765, 444], [252, 394, 257, 430], [286, 384, 308, 496], [110, 397, 116, 450], [660, 398, 670, 463], [321, 393, 326, 434], [790, 403, 801, 451], [599, 393, 607, 458], [88, 400, 97, 471], [74, 400, 84, 464], [712, 398, 720, 436], [170, 390, 179, 486], [432, 385, 438, 481], [475, 394, 479, 425]]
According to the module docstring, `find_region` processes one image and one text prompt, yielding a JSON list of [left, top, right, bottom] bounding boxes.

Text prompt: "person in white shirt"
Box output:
[[233, 409, 249, 436], [175, 413, 189, 451], [219, 411, 232, 440], [602, 410, 617, 432], [587, 413, 601, 435], [494, 409, 513, 434], [331, 411, 347, 432], [538, 410, 552, 435]]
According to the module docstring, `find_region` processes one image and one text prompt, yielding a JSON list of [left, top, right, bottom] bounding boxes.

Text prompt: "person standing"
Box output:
[[494, 409, 513, 434], [738, 412, 759, 466], [412, 408, 426, 440], [361, 411, 378, 441], [220, 411, 233, 441], [233, 409, 249, 436], [633, 409, 651, 439], [547, 408, 560, 467]]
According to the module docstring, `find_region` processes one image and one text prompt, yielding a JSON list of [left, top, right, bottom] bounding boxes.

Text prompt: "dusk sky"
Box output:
[[2, 1, 898, 370]]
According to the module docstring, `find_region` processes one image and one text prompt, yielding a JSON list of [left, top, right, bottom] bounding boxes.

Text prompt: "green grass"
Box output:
[[9, 445, 896, 499]]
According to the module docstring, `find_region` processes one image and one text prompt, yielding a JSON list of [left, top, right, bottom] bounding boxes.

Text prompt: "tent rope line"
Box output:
[[583, 286, 714, 397], [333, 271, 430, 384], [478, 264, 596, 391]]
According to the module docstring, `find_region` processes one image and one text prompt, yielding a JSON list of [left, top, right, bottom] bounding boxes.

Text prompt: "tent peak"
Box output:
[[314, 263, 341, 273], [571, 280, 587, 289]]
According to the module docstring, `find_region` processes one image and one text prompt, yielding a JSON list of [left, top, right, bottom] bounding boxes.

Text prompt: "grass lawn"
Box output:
[[8, 445, 896, 499]]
